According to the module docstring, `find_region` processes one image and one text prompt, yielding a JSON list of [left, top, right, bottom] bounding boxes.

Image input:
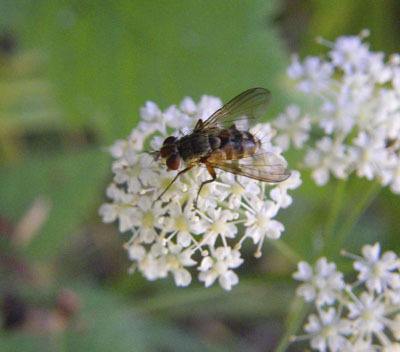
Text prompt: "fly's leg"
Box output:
[[194, 163, 216, 208], [155, 165, 193, 203]]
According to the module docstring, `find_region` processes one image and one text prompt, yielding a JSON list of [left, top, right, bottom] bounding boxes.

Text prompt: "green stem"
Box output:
[[323, 180, 346, 254], [274, 297, 308, 352], [330, 181, 381, 256]]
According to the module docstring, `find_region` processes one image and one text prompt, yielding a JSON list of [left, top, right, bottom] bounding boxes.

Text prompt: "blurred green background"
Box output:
[[1, 0, 400, 351]]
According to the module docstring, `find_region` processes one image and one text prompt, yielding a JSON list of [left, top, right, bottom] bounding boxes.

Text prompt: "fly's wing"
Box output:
[[208, 151, 290, 183], [197, 87, 271, 131]]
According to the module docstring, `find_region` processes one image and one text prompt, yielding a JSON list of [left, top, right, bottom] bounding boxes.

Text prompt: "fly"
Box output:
[[155, 87, 290, 206]]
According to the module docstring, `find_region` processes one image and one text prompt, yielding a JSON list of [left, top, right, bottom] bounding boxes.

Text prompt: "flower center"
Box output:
[[128, 164, 141, 178], [361, 308, 377, 326], [372, 262, 384, 277], [211, 220, 227, 234], [231, 183, 244, 196], [362, 149, 371, 162], [215, 261, 227, 274], [321, 325, 335, 338], [175, 216, 189, 232], [256, 213, 268, 228], [166, 255, 180, 269], [143, 211, 154, 228]]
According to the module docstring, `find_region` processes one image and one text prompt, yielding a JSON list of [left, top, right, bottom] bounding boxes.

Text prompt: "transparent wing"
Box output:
[[197, 87, 271, 131], [208, 151, 290, 183]]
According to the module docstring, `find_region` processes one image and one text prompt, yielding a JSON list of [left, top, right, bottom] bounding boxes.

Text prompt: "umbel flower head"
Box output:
[[273, 31, 400, 193], [100, 94, 301, 290], [292, 242, 400, 352]]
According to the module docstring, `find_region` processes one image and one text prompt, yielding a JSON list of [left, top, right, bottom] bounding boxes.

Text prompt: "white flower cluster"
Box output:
[[273, 32, 400, 193], [293, 243, 400, 351], [99, 95, 301, 290]]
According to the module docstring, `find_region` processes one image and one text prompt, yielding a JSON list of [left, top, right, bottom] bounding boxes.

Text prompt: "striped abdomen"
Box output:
[[207, 127, 260, 162]]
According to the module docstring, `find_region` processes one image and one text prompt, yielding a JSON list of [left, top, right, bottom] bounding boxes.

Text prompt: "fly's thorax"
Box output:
[[177, 133, 213, 161]]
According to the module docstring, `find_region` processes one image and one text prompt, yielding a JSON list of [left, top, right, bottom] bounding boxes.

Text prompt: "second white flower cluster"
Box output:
[[293, 243, 400, 351], [273, 32, 400, 193]]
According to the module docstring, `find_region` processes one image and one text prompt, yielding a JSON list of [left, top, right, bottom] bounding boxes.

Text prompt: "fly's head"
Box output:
[[159, 136, 181, 170]]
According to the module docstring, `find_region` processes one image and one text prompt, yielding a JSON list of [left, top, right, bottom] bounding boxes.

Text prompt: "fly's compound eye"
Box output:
[[160, 144, 177, 158], [160, 136, 178, 158], [166, 154, 181, 170], [160, 146, 169, 158]]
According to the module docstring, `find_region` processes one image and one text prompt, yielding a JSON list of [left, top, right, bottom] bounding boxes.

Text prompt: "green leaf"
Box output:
[[0, 285, 223, 352], [136, 280, 293, 320], [64, 285, 213, 352], [0, 333, 53, 352], [0, 149, 110, 259], [10, 0, 289, 143]]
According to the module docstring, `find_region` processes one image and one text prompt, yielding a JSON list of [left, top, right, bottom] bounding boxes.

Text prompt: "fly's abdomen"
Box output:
[[239, 131, 260, 157], [209, 129, 260, 161]]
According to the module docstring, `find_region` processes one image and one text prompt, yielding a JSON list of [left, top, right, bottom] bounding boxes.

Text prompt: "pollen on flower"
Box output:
[[231, 183, 245, 196], [255, 213, 268, 228], [210, 221, 225, 234], [175, 216, 189, 233], [142, 212, 154, 228], [99, 93, 301, 290]]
